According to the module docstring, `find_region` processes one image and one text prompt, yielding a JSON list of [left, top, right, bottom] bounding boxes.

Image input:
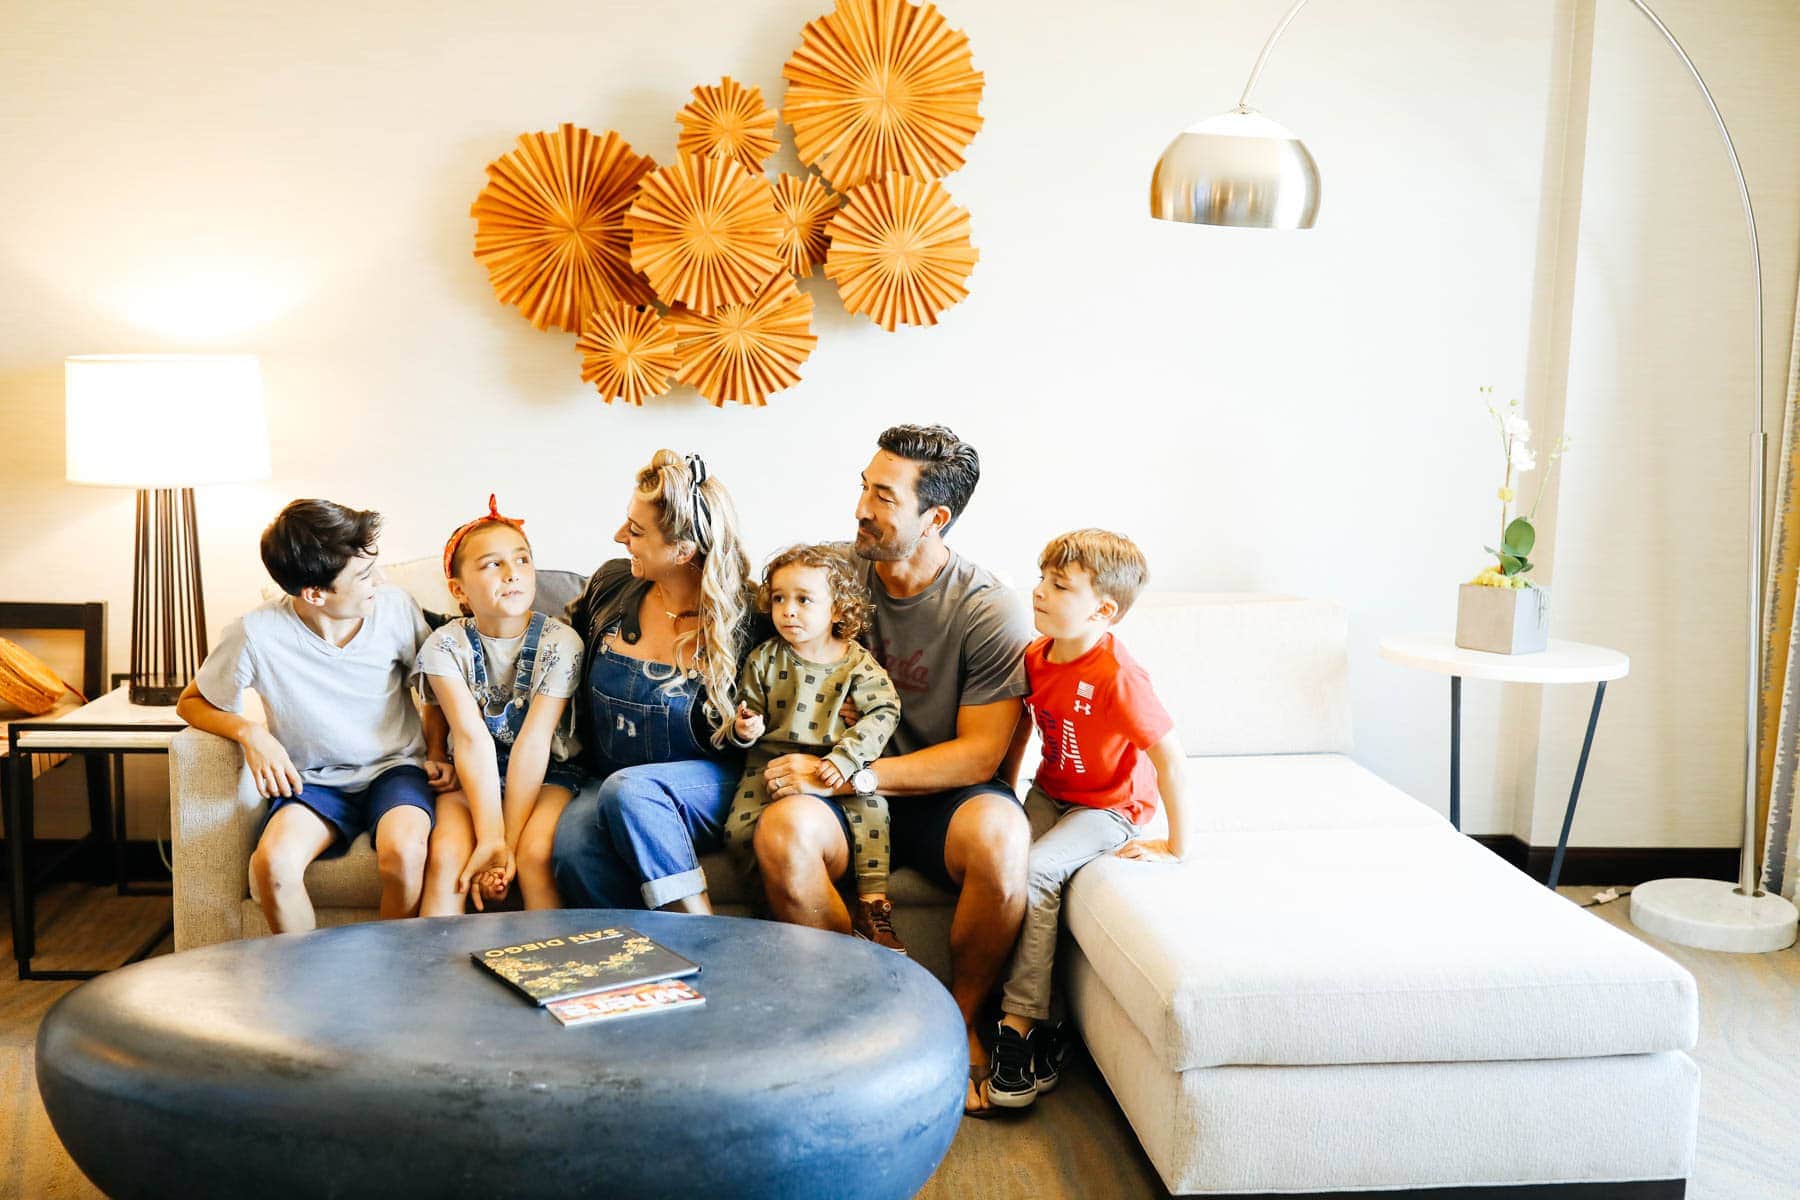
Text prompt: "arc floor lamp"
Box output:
[[1151, 0, 1798, 952]]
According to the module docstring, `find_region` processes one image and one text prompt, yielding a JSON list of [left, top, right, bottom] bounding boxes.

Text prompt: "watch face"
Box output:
[[852, 768, 876, 794]]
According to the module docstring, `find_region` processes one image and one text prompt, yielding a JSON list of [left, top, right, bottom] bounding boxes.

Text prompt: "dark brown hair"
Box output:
[[876, 424, 980, 533], [260, 499, 381, 596]]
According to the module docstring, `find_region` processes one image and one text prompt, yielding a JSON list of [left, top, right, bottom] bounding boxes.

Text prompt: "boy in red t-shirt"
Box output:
[[980, 529, 1192, 1113]]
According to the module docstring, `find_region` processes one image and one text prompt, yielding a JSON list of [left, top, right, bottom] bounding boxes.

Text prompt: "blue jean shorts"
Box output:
[[498, 751, 586, 795], [270, 763, 436, 858]]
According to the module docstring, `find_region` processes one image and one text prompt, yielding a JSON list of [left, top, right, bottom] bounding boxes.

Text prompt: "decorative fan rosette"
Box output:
[[626, 154, 785, 314], [825, 172, 976, 330], [667, 274, 818, 407], [576, 303, 684, 406], [782, 0, 985, 191], [676, 77, 781, 173], [470, 124, 658, 332], [772, 173, 838, 278]]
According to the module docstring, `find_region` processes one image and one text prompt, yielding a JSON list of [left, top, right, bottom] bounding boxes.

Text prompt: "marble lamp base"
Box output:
[[1630, 877, 1798, 953]]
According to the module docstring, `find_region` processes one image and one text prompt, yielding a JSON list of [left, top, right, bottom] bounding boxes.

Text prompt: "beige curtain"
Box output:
[[1759, 270, 1800, 899]]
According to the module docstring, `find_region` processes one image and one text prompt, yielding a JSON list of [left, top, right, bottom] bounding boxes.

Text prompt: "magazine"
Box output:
[[546, 978, 707, 1026], [471, 926, 700, 1006]]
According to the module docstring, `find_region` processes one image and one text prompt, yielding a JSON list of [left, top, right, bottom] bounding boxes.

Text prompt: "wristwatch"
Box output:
[[850, 766, 879, 796]]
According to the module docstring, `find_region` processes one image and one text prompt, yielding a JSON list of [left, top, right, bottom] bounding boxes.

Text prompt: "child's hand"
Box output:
[[1115, 838, 1181, 863], [477, 868, 509, 903], [733, 703, 765, 743], [238, 726, 304, 798], [459, 840, 514, 910], [423, 758, 458, 793], [816, 759, 845, 788]]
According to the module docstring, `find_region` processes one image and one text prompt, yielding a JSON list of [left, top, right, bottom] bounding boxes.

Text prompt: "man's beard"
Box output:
[[855, 523, 919, 562]]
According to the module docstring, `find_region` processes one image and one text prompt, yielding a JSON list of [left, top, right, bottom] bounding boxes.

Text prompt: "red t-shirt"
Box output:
[[1026, 633, 1174, 825]]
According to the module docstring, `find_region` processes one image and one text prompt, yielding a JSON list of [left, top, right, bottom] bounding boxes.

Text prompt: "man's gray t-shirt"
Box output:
[[195, 585, 430, 791], [859, 552, 1031, 758]]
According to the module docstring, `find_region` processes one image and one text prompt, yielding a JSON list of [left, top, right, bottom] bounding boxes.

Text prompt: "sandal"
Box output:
[[964, 1064, 999, 1119]]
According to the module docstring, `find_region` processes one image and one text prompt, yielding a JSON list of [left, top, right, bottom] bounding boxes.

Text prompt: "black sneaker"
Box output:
[[984, 1022, 1037, 1109], [1033, 1020, 1071, 1094]]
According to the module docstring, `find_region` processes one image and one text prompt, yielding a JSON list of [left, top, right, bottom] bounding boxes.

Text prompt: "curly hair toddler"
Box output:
[[725, 544, 905, 951]]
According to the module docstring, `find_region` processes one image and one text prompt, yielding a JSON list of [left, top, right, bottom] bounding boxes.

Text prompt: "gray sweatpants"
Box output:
[[1000, 785, 1136, 1022]]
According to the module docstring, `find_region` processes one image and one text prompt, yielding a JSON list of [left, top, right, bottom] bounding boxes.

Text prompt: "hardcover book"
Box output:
[[546, 978, 707, 1026], [472, 926, 701, 1006]]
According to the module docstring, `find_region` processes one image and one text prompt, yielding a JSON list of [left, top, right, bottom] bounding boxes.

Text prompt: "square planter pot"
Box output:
[[1456, 583, 1548, 654]]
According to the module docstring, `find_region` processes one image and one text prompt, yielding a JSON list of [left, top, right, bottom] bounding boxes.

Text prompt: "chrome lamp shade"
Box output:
[[1149, 109, 1320, 228]]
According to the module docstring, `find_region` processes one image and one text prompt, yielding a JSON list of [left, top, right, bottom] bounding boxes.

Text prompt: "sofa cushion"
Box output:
[[700, 851, 954, 909], [1112, 595, 1352, 756], [1066, 824, 1698, 1071], [256, 843, 960, 913], [1167, 753, 1445, 835]]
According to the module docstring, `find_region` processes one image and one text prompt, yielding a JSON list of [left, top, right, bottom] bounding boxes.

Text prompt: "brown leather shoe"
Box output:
[[852, 896, 907, 955]]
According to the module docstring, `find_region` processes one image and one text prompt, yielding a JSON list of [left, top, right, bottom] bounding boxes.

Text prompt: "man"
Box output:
[[755, 424, 1033, 1115]]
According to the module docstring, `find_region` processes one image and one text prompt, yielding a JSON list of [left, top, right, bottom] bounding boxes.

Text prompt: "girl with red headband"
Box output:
[[413, 496, 586, 913]]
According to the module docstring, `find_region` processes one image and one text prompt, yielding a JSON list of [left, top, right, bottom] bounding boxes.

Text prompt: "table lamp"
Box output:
[[1147, 0, 1798, 952], [65, 354, 270, 706]]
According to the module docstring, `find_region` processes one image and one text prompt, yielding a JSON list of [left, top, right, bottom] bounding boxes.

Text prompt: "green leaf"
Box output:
[[1504, 518, 1536, 556], [1500, 554, 1524, 575]]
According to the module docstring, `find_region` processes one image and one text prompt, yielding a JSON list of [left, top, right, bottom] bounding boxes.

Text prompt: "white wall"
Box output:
[[2, 0, 1795, 850]]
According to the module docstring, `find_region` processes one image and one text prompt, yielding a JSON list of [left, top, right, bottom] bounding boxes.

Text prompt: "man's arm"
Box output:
[[765, 697, 1022, 800]]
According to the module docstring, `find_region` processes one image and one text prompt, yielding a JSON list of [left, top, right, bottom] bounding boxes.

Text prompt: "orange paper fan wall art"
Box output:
[[782, 0, 985, 191], [577, 304, 684, 405], [626, 155, 785, 314], [471, 124, 658, 332], [773, 173, 838, 278], [825, 173, 976, 330], [677, 77, 781, 173], [667, 275, 818, 407]]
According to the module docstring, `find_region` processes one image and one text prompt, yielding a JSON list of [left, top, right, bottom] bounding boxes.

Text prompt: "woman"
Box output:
[[550, 450, 757, 912]]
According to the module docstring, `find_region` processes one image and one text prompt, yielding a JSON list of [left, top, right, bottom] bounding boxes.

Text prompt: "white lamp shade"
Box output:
[[65, 354, 271, 487]]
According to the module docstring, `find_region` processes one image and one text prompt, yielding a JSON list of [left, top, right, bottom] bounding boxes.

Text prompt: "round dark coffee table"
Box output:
[[37, 910, 965, 1199]]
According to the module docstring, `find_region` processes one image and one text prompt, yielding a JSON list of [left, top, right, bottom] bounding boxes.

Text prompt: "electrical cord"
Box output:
[[1580, 887, 1631, 908]]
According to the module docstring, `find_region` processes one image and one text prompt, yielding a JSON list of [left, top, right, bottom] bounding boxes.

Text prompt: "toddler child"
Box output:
[[979, 529, 1192, 1113], [725, 544, 904, 950], [177, 499, 445, 933], [414, 496, 585, 914]]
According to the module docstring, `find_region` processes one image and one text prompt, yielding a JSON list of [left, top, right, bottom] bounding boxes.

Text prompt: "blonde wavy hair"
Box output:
[[636, 449, 751, 746], [756, 543, 871, 642]]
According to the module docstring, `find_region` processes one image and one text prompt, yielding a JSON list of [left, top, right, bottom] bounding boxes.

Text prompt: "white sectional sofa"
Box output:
[[168, 585, 1699, 1196]]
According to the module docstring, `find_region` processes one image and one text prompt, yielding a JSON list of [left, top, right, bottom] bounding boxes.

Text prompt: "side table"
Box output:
[[6, 684, 184, 979], [1379, 634, 1630, 890]]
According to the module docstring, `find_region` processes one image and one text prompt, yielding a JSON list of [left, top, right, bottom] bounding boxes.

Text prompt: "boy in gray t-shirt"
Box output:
[[178, 499, 445, 933]]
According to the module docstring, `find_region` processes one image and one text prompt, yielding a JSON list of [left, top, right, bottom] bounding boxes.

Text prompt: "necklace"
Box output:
[[654, 583, 699, 622]]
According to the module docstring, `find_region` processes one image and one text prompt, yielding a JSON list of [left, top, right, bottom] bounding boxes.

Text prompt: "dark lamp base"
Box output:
[[128, 680, 186, 707]]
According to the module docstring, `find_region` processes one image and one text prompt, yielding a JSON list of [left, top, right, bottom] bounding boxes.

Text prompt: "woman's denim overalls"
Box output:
[[548, 630, 739, 909], [461, 612, 583, 793]]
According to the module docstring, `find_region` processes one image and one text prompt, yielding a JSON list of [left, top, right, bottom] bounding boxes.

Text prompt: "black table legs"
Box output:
[[6, 747, 173, 980], [1547, 681, 1608, 891], [1450, 676, 1462, 831], [1449, 677, 1610, 891]]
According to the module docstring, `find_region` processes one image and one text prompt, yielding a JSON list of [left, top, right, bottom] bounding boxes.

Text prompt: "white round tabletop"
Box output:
[[1378, 633, 1629, 684]]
